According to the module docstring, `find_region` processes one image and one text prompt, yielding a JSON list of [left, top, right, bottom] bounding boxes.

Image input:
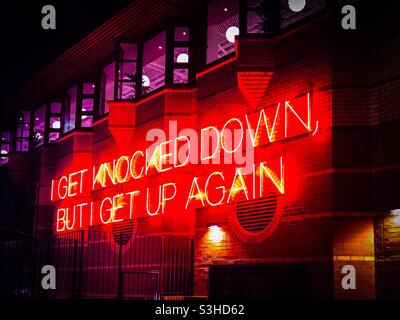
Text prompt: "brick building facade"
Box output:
[[1, 1, 399, 300]]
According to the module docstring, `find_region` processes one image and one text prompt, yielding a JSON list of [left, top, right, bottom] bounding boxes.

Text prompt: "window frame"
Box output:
[[171, 26, 193, 85], [31, 104, 47, 149], [76, 81, 100, 130], [99, 59, 118, 116], [14, 111, 31, 153], [114, 24, 195, 102], [62, 80, 100, 134], [0, 132, 11, 165], [115, 42, 139, 101], [203, 0, 327, 66], [48, 101, 64, 144]]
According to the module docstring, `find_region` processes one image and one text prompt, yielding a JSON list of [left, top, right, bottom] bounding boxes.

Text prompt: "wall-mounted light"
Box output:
[[391, 209, 400, 225], [208, 224, 224, 244]]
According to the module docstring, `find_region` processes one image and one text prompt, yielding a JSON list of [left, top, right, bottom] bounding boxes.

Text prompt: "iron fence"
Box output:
[[0, 229, 193, 299]]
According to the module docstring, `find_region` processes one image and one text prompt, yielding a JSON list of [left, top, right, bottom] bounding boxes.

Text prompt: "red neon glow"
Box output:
[[284, 93, 312, 138], [51, 92, 319, 233], [245, 103, 281, 146]]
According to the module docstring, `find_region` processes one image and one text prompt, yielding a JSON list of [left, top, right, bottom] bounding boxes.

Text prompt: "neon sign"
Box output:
[[51, 93, 318, 233]]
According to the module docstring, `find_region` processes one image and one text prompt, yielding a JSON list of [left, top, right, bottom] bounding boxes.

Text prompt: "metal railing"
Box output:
[[0, 229, 193, 299]]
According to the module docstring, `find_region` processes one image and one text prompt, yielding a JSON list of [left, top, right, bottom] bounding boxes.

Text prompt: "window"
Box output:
[[207, 0, 239, 64], [247, 0, 281, 34], [100, 62, 116, 114], [63, 83, 98, 132], [64, 86, 77, 133], [247, 0, 326, 34], [173, 27, 190, 84], [48, 102, 62, 143], [32, 105, 46, 148], [116, 43, 138, 100], [15, 111, 30, 152], [79, 82, 97, 128], [0, 132, 11, 165], [280, 0, 325, 29], [142, 32, 166, 94]]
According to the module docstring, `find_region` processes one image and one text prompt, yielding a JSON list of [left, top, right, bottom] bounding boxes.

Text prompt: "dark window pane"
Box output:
[[281, 0, 325, 28], [22, 111, 30, 123], [207, 0, 239, 64], [2, 132, 11, 142], [23, 123, 30, 138], [33, 105, 46, 148], [16, 111, 31, 151], [64, 86, 77, 133], [82, 98, 94, 112], [143, 31, 166, 94], [51, 102, 62, 114], [174, 69, 189, 84], [119, 62, 137, 81], [247, 0, 265, 33], [16, 127, 22, 138], [16, 139, 29, 152], [81, 115, 93, 128], [117, 82, 136, 100], [121, 43, 137, 61], [49, 132, 60, 143], [174, 27, 189, 41], [83, 83, 96, 95], [101, 62, 116, 114]]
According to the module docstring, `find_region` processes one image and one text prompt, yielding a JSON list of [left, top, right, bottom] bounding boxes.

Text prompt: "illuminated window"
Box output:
[[0, 132, 11, 166], [15, 111, 30, 152], [79, 82, 97, 128], [33, 105, 46, 148], [81, 100, 94, 128], [116, 43, 138, 100], [48, 102, 62, 143], [63, 83, 98, 132], [142, 32, 166, 94], [64, 86, 77, 133], [100, 62, 116, 114], [207, 0, 239, 64], [173, 27, 190, 84]]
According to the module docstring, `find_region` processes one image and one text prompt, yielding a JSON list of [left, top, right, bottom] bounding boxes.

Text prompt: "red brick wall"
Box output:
[[333, 217, 375, 300], [17, 6, 400, 300]]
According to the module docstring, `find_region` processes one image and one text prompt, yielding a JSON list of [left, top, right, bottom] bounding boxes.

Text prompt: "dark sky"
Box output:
[[0, 0, 134, 130]]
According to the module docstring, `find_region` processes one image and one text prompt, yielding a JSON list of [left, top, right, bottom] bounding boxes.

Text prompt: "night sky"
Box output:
[[0, 0, 133, 130]]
